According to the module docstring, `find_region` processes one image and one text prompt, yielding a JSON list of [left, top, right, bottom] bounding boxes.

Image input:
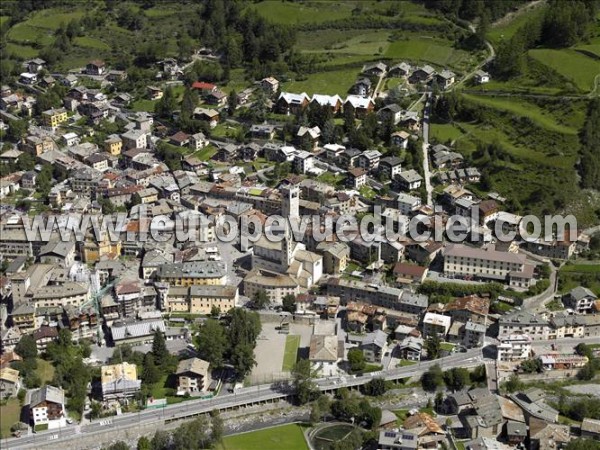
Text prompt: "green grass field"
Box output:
[[461, 94, 578, 135], [458, 119, 577, 170], [131, 98, 157, 112], [0, 16, 10, 26], [26, 9, 84, 29], [529, 49, 599, 92], [575, 44, 600, 58], [300, 30, 391, 56], [282, 335, 301, 371], [487, 4, 547, 45], [193, 145, 217, 161], [560, 264, 600, 274], [250, 1, 353, 25], [0, 398, 21, 439], [219, 424, 308, 450], [7, 23, 55, 45], [430, 123, 466, 144], [73, 36, 110, 50], [283, 68, 358, 95], [385, 38, 470, 70], [36, 358, 55, 384], [5, 43, 39, 58]]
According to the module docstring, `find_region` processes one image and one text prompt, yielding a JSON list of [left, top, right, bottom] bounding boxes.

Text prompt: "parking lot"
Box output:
[[249, 320, 314, 385]]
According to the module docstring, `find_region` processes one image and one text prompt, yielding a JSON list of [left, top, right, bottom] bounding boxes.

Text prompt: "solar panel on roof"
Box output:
[[402, 435, 414, 440], [384, 431, 396, 438]]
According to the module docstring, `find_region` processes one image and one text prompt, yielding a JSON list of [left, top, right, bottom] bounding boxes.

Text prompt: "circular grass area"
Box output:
[[310, 423, 359, 450]]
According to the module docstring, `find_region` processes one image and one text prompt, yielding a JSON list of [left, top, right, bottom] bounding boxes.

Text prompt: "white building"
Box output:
[[62, 132, 80, 147], [309, 334, 340, 376], [28, 385, 66, 430], [497, 334, 532, 362], [397, 193, 421, 215], [121, 129, 147, 149], [422, 312, 452, 339]]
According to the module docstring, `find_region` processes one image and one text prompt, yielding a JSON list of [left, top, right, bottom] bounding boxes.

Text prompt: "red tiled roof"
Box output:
[[393, 262, 428, 278], [192, 81, 216, 90]]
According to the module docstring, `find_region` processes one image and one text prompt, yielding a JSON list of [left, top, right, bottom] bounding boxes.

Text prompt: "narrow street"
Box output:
[[421, 93, 434, 207]]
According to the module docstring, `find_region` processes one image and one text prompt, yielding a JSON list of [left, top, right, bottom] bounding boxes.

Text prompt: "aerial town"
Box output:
[[0, 1, 599, 450]]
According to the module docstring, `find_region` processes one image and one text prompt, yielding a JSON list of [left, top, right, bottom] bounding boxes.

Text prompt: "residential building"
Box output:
[[344, 95, 375, 118], [436, 70, 456, 89], [188, 285, 238, 314], [581, 418, 600, 441], [497, 334, 532, 362], [297, 126, 320, 150], [397, 170, 423, 191], [391, 130, 410, 148], [378, 430, 419, 450], [397, 193, 421, 215], [28, 385, 66, 429], [42, 107, 68, 128], [422, 312, 452, 339], [565, 286, 597, 314], [260, 76, 279, 94], [393, 263, 428, 285], [104, 134, 123, 156], [243, 270, 300, 305], [397, 336, 423, 361], [474, 70, 490, 84], [100, 362, 142, 400], [190, 132, 209, 150], [0, 367, 20, 399], [110, 319, 166, 346], [311, 94, 343, 114], [276, 92, 310, 115], [346, 167, 367, 189], [316, 242, 349, 275], [121, 129, 147, 149], [357, 330, 388, 363], [62, 132, 80, 147], [443, 244, 527, 283], [176, 358, 210, 394], [357, 149, 382, 171], [309, 334, 341, 376], [86, 60, 106, 75], [155, 261, 227, 286], [379, 156, 402, 179], [498, 311, 549, 340]]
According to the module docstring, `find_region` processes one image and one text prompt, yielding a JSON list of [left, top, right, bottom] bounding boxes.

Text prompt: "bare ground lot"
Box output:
[[249, 320, 314, 385]]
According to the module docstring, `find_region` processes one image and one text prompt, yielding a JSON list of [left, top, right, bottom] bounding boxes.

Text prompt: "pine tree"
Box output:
[[151, 329, 168, 369]]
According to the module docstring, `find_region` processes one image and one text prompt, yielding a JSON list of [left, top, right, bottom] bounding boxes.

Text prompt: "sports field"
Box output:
[[219, 424, 308, 450], [282, 335, 300, 371]]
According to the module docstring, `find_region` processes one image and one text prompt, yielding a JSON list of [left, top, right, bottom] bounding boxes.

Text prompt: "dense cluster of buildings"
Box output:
[[0, 52, 598, 449]]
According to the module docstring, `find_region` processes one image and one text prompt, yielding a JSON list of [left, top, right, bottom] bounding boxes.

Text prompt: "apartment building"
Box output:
[[41, 107, 68, 128], [497, 334, 532, 362], [422, 312, 452, 339], [32, 282, 90, 308], [443, 244, 527, 282], [498, 311, 549, 340], [162, 285, 238, 314], [155, 261, 227, 286], [243, 269, 300, 305], [101, 362, 141, 400]]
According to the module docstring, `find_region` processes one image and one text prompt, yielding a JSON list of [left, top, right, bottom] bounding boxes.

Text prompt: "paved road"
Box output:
[[6, 349, 484, 449], [519, 249, 560, 312], [421, 93, 434, 207]]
